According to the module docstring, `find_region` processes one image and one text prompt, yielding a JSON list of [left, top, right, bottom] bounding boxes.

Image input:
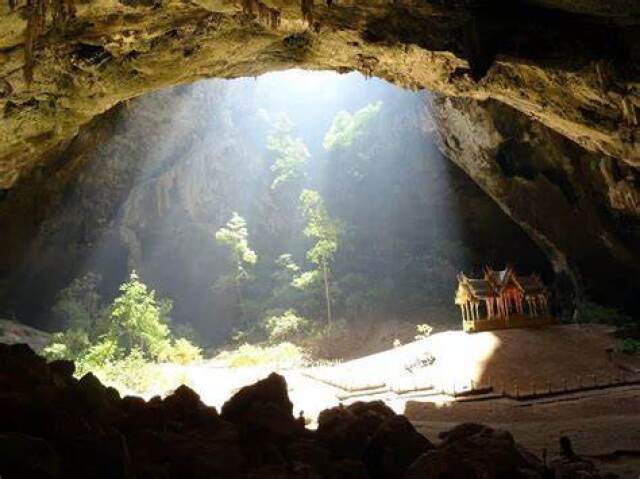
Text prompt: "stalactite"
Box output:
[[22, 0, 75, 83], [24, 0, 41, 84], [239, 0, 253, 15], [257, 2, 269, 23], [301, 0, 314, 26], [238, 0, 280, 30]]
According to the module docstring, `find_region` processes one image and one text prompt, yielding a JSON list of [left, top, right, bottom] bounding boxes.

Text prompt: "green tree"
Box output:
[[52, 272, 105, 336], [108, 271, 171, 360], [323, 101, 382, 151], [215, 212, 258, 317], [299, 189, 341, 325], [266, 113, 311, 190]]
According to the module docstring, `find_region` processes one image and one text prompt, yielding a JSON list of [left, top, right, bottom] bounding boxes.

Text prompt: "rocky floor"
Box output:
[[0, 343, 620, 478]]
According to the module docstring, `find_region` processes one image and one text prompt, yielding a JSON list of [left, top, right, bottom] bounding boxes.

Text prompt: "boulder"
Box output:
[[221, 372, 298, 441], [362, 415, 433, 479], [317, 401, 395, 459], [407, 424, 545, 479]]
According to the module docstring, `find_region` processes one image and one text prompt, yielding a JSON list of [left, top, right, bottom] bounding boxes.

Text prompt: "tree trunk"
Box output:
[[322, 260, 332, 326], [235, 278, 246, 319]]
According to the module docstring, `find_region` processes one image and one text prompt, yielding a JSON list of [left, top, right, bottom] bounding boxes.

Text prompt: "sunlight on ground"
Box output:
[[427, 331, 502, 393], [114, 330, 504, 423]]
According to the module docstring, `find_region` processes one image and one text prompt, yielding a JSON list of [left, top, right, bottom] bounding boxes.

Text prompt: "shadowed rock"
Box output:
[[0, 344, 614, 479]]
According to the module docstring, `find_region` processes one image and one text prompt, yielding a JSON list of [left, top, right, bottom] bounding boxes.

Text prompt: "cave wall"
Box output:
[[0, 0, 638, 191], [0, 78, 553, 337], [428, 95, 640, 314], [0, 0, 638, 328]]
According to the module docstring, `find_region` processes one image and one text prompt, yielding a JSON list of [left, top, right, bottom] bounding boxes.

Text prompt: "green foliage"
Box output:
[[291, 270, 320, 290], [266, 113, 311, 190], [574, 301, 632, 326], [78, 347, 164, 394], [298, 189, 342, 324], [42, 329, 91, 361], [618, 338, 640, 355], [76, 337, 120, 374], [415, 323, 433, 341], [274, 254, 300, 279], [108, 271, 171, 360], [160, 338, 203, 365], [323, 101, 382, 151], [216, 342, 307, 368], [44, 271, 204, 394], [264, 310, 310, 343], [215, 212, 258, 283], [299, 189, 341, 266], [51, 272, 109, 340]]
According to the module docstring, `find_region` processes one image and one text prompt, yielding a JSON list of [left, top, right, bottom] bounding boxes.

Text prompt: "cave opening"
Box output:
[[1, 0, 639, 475], [0, 69, 560, 406]]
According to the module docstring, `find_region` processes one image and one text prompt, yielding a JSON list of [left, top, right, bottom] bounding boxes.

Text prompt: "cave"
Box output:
[[1, 1, 639, 478]]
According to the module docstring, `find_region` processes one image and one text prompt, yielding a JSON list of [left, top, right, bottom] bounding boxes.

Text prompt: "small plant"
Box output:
[[415, 323, 433, 341], [42, 329, 91, 361], [574, 301, 632, 326], [618, 338, 640, 355], [264, 310, 310, 343], [216, 342, 307, 368], [161, 338, 203, 365]]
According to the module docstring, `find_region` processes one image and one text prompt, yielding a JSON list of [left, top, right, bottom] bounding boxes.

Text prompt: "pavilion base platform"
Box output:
[[463, 315, 554, 333]]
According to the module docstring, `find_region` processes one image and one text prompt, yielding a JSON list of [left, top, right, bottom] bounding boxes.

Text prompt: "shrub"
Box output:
[[160, 338, 203, 365], [42, 329, 91, 361], [618, 338, 640, 355], [76, 338, 120, 375], [43, 271, 206, 395], [574, 301, 632, 326], [264, 310, 310, 343], [216, 342, 307, 368], [52, 272, 104, 333], [415, 323, 433, 341], [80, 348, 165, 394], [107, 271, 172, 360]]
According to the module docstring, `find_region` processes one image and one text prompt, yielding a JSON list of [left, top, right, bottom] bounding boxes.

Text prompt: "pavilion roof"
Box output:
[[455, 268, 547, 302]]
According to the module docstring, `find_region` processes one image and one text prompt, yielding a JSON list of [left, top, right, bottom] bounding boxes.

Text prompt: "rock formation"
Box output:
[[0, 1, 637, 316], [0, 80, 554, 333], [0, 0, 638, 188], [0, 342, 613, 478], [428, 96, 640, 312]]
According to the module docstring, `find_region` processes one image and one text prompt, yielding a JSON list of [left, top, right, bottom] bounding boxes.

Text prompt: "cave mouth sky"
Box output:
[[2, 70, 552, 344]]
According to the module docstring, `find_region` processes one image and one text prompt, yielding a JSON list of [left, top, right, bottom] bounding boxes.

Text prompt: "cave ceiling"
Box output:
[[0, 0, 638, 189]]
